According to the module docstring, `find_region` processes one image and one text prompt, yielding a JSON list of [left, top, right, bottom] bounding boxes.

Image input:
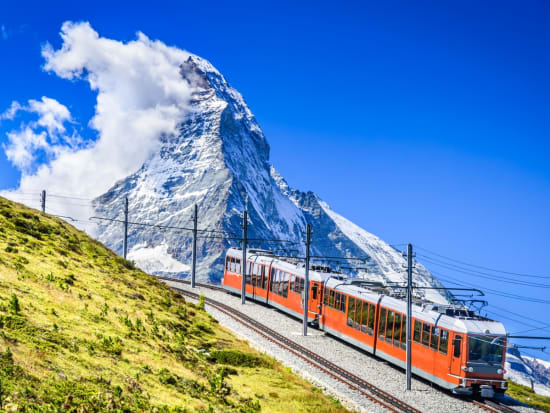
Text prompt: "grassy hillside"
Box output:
[[0, 197, 347, 412], [507, 381, 550, 412]]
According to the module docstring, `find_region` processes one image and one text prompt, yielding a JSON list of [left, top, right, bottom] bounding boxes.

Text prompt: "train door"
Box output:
[[450, 334, 463, 376], [308, 282, 322, 316]]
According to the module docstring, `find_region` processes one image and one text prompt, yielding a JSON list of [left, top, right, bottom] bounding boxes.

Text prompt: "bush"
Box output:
[[98, 336, 123, 356], [9, 294, 20, 315], [198, 294, 206, 310], [158, 368, 177, 385], [192, 321, 213, 334], [207, 350, 269, 368]]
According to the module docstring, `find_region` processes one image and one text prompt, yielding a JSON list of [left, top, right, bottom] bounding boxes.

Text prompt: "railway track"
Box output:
[[161, 278, 522, 413], [163, 278, 421, 413], [471, 399, 520, 413]]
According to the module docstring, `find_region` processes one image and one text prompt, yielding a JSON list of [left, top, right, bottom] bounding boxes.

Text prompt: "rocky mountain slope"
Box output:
[[0, 196, 347, 412]]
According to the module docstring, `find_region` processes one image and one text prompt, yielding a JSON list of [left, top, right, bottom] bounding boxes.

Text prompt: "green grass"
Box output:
[[507, 380, 550, 412], [0, 196, 349, 412]]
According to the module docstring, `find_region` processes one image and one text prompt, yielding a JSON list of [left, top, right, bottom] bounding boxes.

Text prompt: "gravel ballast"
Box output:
[[165, 280, 538, 413]]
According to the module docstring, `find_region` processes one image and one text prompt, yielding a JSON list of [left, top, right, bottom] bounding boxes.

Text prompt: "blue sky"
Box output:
[[1, 1, 550, 360]]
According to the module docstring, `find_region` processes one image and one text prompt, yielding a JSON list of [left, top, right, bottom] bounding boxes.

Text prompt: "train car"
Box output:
[[222, 248, 328, 324], [222, 249, 508, 398]]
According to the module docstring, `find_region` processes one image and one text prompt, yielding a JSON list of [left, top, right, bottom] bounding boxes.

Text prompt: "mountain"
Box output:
[[93, 55, 449, 304], [506, 347, 550, 397], [0, 196, 347, 412]]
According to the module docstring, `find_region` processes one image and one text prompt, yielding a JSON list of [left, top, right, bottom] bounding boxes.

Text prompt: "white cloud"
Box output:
[[1, 97, 75, 172], [28, 97, 72, 137], [1, 21, 198, 222], [0, 101, 22, 120], [4, 127, 49, 170]]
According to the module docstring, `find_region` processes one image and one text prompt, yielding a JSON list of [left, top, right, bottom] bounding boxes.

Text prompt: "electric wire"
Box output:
[[417, 254, 550, 288], [416, 245, 550, 279]]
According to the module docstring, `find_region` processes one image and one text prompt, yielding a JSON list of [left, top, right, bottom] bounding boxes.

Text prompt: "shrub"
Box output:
[[158, 368, 177, 385], [99, 336, 123, 356], [192, 321, 213, 334], [198, 294, 206, 310], [207, 350, 269, 368], [9, 294, 20, 315]]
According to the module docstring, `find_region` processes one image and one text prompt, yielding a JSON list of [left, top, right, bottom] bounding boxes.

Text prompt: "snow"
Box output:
[[127, 243, 190, 274], [506, 350, 550, 396]]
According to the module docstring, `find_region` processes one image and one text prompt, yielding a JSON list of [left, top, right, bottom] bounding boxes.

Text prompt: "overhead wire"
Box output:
[[416, 245, 550, 279], [433, 271, 550, 304], [417, 254, 550, 288]]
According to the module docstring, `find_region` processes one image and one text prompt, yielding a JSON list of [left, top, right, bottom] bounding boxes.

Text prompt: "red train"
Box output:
[[222, 248, 508, 398]]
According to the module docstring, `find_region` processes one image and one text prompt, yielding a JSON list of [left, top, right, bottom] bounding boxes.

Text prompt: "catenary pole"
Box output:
[[41, 190, 46, 214], [303, 223, 312, 336], [241, 209, 248, 304], [406, 243, 413, 390], [191, 204, 198, 288], [123, 197, 129, 260]]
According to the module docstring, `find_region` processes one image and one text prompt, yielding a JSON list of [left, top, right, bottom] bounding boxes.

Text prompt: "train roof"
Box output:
[[226, 249, 506, 336], [226, 248, 333, 283], [326, 278, 506, 336]]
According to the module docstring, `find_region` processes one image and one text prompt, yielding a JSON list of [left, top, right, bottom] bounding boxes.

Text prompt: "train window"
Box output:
[[439, 329, 448, 355], [347, 297, 355, 327], [413, 320, 421, 343], [379, 308, 387, 340], [453, 335, 462, 358], [402, 315, 407, 347], [250, 265, 256, 286], [335, 293, 341, 310], [422, 323, 431, 347], [235, 259, 241, 274], [273, 270, 279, 295], [282, 273, 289, 298], [393, 313, 401, 347], [324, 288, 330, 306], [312, 284, 318, 300], [385, 311, 394, 342], [367, 304, 375, 335], [262, 266, 268, 289], [299, 278, 305, 294], [360, 302, 368, 333], [431, 327, 439, 351], [354, 300, 362, 330], [290, 276, 295, 292], [246, 262, 252, 284], [340, 294, 346, 312], [225, 257, 229, 270], [270, 268, 276, 292], [329, 289, 335, 307]]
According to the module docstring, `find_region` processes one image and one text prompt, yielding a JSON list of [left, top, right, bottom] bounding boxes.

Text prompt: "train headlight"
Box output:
[[467, 367, 474, 373], [497, 369, 503, 374]]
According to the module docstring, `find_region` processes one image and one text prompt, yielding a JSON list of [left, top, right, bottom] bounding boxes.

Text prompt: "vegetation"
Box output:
[[0, 196, 348, 412], [507, 380, 550, 412]]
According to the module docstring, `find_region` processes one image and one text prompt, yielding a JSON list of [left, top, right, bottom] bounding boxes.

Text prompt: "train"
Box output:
[[222, 248, 508, 398]]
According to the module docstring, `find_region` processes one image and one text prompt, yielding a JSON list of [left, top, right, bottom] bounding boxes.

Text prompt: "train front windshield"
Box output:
[[468, 336, 504, 364]]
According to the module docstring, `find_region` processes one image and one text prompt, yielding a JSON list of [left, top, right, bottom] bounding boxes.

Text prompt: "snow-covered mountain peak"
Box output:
[[93, 53, 449, 304]]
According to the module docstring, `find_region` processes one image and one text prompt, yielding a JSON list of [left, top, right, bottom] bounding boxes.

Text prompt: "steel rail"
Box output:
[[163, 279, 422, 413], [484, 400, 520, 413]]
